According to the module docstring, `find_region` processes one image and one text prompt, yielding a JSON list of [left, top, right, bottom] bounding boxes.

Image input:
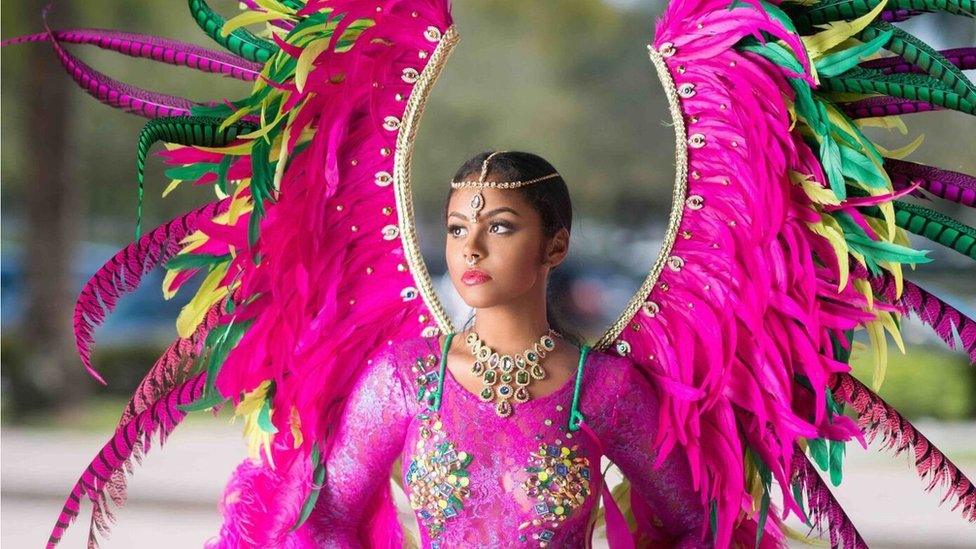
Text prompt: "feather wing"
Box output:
[[16, 0, 458, 545], [596, 0, 975, 546]]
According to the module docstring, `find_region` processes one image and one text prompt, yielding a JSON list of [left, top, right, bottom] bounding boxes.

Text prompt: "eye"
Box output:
[[488, 221, 513, 234], [447, 224, 467, 237]]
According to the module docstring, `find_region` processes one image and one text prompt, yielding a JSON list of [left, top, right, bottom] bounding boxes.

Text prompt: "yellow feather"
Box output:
[[287, 8, 338, 44], [886, 260, 905, 299], [878, 201, 896, 241], [235, 379, 276, 466], [878, 310, 906, 354], [296, 39, 331, 92], [863, 206, 895, 243], [238, 108, 290, 141], [176, 262, 231, 338], [161, 230, 211, 299], [221, 11, 284, 37], [853, 277, 874, 310], [824, 104, 888, 174], [217, 102, 256, 133], [162, 178, 184, 198], [808, 215, 851, 291], [194, 142, 254, 156], [801, 0, 889, 59], [252, 0, 294, 14], [854, 115, 908, 135], [875, 133, 925, 160], [289, 406, 303, 449], [865, 319, 888, 390], [793, 170, 841, 205], [214, 182, 230, 200]]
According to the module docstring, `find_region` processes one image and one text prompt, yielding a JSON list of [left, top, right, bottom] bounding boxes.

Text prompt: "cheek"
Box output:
[[493, 235, 544, 280], [445, 239, 462, 274]]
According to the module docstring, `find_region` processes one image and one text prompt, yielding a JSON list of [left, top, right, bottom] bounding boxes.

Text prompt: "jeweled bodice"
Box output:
[[303, 335, 710, 548], [400, 336, 603, 547]]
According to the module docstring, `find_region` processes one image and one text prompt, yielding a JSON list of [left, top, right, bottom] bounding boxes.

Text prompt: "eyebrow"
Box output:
[[447, 207, 521, 221]]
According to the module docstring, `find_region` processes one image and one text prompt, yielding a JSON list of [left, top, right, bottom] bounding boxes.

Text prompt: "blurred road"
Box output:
[[3, 420, 973, 547]]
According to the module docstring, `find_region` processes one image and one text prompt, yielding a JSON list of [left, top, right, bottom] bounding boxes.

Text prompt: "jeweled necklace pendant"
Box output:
[[465, 329, 558, 418]]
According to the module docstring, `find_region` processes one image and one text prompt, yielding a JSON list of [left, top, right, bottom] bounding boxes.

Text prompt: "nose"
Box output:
[[463, 231, 485, 265]]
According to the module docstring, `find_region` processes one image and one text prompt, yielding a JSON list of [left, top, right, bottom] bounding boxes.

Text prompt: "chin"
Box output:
[[455, 284, 502, 310]]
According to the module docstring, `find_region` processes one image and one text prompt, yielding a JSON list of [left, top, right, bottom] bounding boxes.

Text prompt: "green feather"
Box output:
[[164, 252, 232, 271], [815, 27, 893, 78], [834, 211, 933, 266], [828, 439, 847, 486], [861, 201, 976, 260], [188, 0, 277, 63], [257, 397, 279, 433], [291, 446, 328, 531], [164, 162, 220, 182], [821, 66, 976, 114], [858, 21, 976, 106], [808, 438, 830, 471]]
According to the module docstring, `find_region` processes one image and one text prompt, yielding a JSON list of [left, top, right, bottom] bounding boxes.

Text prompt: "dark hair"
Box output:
[[444, 150, 582, 346]]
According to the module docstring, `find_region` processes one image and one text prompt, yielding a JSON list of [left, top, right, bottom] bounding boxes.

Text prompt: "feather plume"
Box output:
[[861, 265, 976, 364], [47, 373, 209, 548], [832, 373, 976, 522], [0, 29, 262, 81], [791, 446, 868, 548], [73, 200, 230, 383]]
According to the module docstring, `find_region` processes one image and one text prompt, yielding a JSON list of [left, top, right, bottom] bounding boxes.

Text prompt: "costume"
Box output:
[[251, 335, 707, 547], [4, 0, 974, 547]]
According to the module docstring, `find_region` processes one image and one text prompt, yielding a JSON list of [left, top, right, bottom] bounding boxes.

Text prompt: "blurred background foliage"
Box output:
[[1, 0, 974, 428]]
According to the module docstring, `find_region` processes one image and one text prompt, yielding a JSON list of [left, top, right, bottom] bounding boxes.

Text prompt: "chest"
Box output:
[[400, 353, 600, 547]]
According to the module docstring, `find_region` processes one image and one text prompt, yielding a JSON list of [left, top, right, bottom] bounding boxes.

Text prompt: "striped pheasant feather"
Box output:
[[865, 267, 976, 364], [792, 446, 868, 549], [73, 200, 230, 383], [47, 373, 208, 548], [832, 373, 976, 522]]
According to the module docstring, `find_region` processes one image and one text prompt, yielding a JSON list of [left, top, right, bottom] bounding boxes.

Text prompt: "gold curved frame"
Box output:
[[394, 25, 461, 334], [394, 29, 688, 349], [594, 45, 687, 351]]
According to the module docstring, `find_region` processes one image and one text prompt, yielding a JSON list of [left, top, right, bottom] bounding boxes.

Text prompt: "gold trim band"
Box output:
[[594, 44, 688, 351], [394, 25, 461, 335]]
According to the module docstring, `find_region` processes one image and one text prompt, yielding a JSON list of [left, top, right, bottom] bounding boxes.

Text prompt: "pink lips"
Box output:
[[461, 269, 492, 285]]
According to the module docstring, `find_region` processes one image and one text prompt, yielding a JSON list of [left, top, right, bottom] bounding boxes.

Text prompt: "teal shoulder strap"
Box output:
[[568, 343, 590, 432], [427, 332, 454, 412]]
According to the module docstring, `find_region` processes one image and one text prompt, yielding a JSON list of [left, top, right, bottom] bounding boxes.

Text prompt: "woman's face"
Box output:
[[445, 186, 565, 309]]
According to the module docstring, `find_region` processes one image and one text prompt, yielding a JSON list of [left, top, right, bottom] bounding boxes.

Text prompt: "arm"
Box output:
[[302, 345, 413, 547], [602, 360, 713, 549]]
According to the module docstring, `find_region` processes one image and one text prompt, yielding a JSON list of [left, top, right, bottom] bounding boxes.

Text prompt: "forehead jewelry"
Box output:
[[450, 151, 561, 222]]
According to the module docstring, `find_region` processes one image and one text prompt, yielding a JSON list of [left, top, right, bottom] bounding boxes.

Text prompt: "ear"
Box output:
[[543, 228, 570, 268]]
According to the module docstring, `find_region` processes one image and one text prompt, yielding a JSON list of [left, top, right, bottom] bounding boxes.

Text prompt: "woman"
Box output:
[[290, 151, 711, 547]]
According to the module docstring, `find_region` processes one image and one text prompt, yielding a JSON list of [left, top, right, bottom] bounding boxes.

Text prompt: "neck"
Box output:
[[468, 291, 551, 356]]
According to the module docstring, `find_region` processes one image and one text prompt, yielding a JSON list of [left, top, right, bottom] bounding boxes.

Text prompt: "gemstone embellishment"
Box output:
[[520, 443, 592, 546], [411, 354, 440, 404], [405, 412, 474, 541]]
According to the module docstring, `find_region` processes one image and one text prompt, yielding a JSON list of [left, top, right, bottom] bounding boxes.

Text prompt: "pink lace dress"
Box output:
[[304, 335, 710, 548]]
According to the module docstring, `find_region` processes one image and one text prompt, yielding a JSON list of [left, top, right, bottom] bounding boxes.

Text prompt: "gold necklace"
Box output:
[[464, 329, 558, 417]]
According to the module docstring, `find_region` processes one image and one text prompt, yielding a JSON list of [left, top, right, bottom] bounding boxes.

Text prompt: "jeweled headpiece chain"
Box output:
[[450, 151, 560, 221]]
